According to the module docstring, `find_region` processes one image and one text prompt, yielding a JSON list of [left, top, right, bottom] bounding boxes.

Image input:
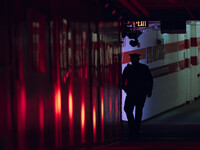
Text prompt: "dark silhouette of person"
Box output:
[[122, 53, 153, 139]]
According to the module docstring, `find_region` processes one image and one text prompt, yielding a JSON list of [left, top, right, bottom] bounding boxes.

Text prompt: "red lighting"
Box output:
[[39, 98, 44, 133], [79, 68, 83, 78], [101, 88, 104, 142], [54, 86, 62, 148], [105, 3, 109, 8], [119, 16, 123, 20], [112, 10, 116, 14], [65, 72, 69, 78], [93, 106, 96, 143], [17, 83, 26, 132], [69, 90, 73, 120], [81, 102, 85, 143], [85, 67, 87, 78], [99, 22, 103, 27], [109, 96, 112, 120], [55, 88, 61, 115], [68, 86, 74, 145]]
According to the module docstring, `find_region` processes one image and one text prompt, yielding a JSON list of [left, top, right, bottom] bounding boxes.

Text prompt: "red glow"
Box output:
[[68, 86, 74, 145], [69, 90, 73, 120], [109, 96, 112, 120], [81, 102, 85, 143], [93, 106, 96, 143], [65, 72, 69, 78], [85, 67, 87, 78], [119, 16, 123, 20], [81, 77, 86, 143], [54, 86, 62, 148], [99, 22, 103, 27], [105, 3, 109, 8], [55, 88, 61, 115], [64, 72, 69, 83], [7, 99, 12, 130], [112, 10, 116, 14], [39, 98, 44, 133], [101, 88, 104, 142], [79, 68, 83, 78], [39, 97, 44, 146], [17, 83, 26, 132]]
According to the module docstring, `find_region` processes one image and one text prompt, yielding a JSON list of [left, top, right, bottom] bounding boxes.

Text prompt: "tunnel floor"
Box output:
[[92, 99, 200, 150], [5, 99, 200, 150]]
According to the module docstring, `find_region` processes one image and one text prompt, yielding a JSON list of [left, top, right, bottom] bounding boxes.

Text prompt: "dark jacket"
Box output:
[[122, 63, 153, 97]]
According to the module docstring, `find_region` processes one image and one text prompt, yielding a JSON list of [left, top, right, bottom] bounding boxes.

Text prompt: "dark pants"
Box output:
[[124, 94, 146, 137]]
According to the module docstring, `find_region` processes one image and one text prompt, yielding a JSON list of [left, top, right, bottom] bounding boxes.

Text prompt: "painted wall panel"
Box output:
[[122, 22, 200, 121]]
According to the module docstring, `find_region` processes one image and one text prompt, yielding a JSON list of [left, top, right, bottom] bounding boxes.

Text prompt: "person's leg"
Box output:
[[124, 99, 135, 137], [135, 102, 145, 137]]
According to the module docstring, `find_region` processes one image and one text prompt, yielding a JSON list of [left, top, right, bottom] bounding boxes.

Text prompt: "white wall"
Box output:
[[122, 22, 200, 121]]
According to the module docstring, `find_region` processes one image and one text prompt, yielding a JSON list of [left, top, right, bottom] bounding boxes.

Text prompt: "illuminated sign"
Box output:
[[135, 21, 148, 27]]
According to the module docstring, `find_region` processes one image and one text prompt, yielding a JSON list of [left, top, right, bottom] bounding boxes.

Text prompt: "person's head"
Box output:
[[129, 53, 140, 64]]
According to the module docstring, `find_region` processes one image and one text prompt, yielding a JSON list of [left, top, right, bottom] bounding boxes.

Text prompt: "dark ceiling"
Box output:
[[102, 0, 200, 21], [25, 0, 200, 21]]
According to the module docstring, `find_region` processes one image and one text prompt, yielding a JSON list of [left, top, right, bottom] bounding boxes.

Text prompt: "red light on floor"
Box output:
[[93, 106, 96, 143]]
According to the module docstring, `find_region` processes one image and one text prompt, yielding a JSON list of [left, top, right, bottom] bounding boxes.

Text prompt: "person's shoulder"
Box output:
[[124, 63, 131, 70], [140, 63, 150, 69], [125, 63, 131, 68]]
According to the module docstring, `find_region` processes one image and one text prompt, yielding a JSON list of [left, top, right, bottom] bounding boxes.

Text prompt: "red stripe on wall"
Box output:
[[164, 42, 178, 53], [191, 56, 198, 65], [122, 48, 146, 64], [179, 41, 185, 51], [191, 37, 198, 47], [179, 60, 185, 70], [185, 58, 190, 68], [184, 39, 190, 49]]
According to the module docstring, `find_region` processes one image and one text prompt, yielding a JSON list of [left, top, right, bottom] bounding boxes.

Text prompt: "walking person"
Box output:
[[122, 53, 153, 139]]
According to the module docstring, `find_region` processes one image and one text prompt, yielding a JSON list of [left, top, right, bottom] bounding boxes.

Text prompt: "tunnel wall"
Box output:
[[122, 22, 200, 121], [0, 5, 122, 149]]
